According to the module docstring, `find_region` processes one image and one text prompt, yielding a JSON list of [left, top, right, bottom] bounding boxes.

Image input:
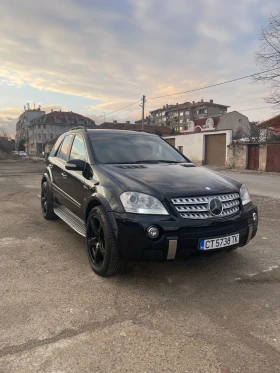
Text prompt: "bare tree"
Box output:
[[233, 121, 273, 142], [254, 10, 280, 109]]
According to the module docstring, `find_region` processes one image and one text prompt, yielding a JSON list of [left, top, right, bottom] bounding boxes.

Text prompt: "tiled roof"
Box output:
[[30, 111, 96, 126], [193, 117, 221, 128], [259, 114, 280, 127]]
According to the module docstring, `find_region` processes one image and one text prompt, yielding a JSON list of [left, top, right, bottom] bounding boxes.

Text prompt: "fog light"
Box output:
[[147, 226, 159, 239], [253, 212, 258, 222]]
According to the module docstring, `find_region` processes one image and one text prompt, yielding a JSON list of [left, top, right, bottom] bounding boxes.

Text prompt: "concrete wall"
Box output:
[[217, 111, 249, 137], [164, 130, 232, 164], [227, 144, 247, 169], [227, 143, 276, 172]]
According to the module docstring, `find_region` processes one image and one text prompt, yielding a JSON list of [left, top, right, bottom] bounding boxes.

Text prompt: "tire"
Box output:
[[41, 180, 57, 220], [86, 206, 127, 277]]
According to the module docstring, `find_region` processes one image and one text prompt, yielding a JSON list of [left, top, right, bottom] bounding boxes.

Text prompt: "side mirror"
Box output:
[[65, 159, 85, 171]]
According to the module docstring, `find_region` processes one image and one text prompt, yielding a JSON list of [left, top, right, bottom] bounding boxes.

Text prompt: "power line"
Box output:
[[238, 106, 274, 112], [146, 67, 280, 100], [94, 99, 142, 119], [92, 67, 279, 119]]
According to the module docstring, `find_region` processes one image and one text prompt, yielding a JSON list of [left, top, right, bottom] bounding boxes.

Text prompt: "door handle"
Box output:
[[61, 172, 67, 179]]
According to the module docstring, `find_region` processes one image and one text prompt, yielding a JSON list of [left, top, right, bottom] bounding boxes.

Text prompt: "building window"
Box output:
[[178, 146, 183, 153], [43, 124, 46, 129], [50, 134, 53, 139], [185, 111, 190, 116], [180, 112, 184, 116], [43, 134, 46, 142], [180, 119, 184, 123], [38, 124, 41, 129], [38, 134, 41, 141]]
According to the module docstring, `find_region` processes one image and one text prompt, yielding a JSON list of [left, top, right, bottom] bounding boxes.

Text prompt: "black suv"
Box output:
[[41, 127, 258, 276]]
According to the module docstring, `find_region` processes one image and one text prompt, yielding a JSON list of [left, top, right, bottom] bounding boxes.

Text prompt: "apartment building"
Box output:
[[150, 99, 229, 131], [28, 110, 96, 155], [15, 107, 46, 151]]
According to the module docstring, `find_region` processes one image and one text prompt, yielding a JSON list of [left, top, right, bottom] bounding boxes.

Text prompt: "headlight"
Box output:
[[120, 192, 169, 215], [240, 184, 251, 205]]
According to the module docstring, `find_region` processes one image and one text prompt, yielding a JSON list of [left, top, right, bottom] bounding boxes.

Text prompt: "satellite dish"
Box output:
[[205, 118, 214, 128]]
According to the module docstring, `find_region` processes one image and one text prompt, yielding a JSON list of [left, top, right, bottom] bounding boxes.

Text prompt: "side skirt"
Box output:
[[54, 204, 86, 237]]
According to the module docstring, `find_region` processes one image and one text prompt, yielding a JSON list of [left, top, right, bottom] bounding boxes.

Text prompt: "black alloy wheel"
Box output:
[[88, 216, 106, 267], [41, 180, 57, 220], [86, 206, 127, 277], [41, 182, 48, 215]]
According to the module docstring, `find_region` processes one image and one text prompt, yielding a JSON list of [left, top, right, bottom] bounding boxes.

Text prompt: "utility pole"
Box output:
[[140, 95, 146, 131]]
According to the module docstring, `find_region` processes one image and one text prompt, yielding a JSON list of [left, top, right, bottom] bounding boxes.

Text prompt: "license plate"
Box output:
[[199, 234, 240, 251]]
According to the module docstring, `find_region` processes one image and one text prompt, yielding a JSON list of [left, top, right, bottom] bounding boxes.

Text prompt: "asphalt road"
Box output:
[[0, 161, 280, 373], [221, 170, 280, 200]]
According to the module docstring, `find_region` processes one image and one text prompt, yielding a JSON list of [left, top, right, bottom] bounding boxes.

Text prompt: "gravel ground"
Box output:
[[0, 161, 279, 373]]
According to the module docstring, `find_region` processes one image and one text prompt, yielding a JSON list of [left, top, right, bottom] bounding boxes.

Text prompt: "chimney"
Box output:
[[126, 121, 130, 124], [51, 109, 53, 112], [210, 99, 213, 103], [192, 101, 195, 104], [113, 120, 117, 124], [166, 104, 169, 108]]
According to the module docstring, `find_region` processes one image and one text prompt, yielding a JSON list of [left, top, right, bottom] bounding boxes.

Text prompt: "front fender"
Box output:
[[86, 193, 119, 238]]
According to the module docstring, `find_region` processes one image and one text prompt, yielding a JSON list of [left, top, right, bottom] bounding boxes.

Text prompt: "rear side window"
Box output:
[[57, 135, 74, 161]]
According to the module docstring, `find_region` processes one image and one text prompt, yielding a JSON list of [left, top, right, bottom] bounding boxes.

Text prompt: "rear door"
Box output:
[[50, 135, 74, 206], [62, 134, 88, 219]]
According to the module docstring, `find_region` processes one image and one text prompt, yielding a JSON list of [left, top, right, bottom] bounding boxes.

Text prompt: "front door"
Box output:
[[50, 134, 74, 206], [62, 134, 88, 219]]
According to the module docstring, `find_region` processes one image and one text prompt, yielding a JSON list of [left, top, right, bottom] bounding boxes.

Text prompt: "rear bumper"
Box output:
[[114, 203, 258, 261]]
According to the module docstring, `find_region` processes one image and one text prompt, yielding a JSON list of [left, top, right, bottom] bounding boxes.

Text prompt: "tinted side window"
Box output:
[[49, 136, 64, 157], [69, 135, 86, 161], [57, 135, 74, 161]]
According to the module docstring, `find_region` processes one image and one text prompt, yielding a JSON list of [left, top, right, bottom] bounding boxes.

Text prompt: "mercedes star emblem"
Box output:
[[209, 198, 223, 216]]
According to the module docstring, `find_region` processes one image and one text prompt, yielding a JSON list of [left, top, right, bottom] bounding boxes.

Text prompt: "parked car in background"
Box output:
[[18, 151, 27, 157], [41, 127, 258, 277]]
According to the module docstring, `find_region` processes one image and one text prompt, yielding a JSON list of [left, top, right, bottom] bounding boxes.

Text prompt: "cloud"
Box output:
[[0, 107, 22, 136], [0, 0, 278, 130]]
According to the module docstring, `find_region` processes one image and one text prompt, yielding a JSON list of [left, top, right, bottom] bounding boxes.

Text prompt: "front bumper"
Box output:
[[114, 203, 258, 261]]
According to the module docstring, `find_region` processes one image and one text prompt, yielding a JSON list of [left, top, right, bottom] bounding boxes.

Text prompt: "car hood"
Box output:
[[99, 164, 241, 200]]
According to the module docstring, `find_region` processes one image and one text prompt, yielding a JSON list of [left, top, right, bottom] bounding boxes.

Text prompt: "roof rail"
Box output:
[[70, 126, 87, 131], [129, 129, 155, 135]]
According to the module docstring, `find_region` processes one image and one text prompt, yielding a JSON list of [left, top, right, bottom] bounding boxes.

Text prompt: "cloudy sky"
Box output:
[[0, 0, 279, 135]]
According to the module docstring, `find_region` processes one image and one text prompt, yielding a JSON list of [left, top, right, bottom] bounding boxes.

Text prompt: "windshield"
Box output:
[[88, 132, 187, 164]]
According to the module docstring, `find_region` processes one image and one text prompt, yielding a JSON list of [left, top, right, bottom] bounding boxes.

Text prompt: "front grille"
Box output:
[[171, 193, 240, 219]]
